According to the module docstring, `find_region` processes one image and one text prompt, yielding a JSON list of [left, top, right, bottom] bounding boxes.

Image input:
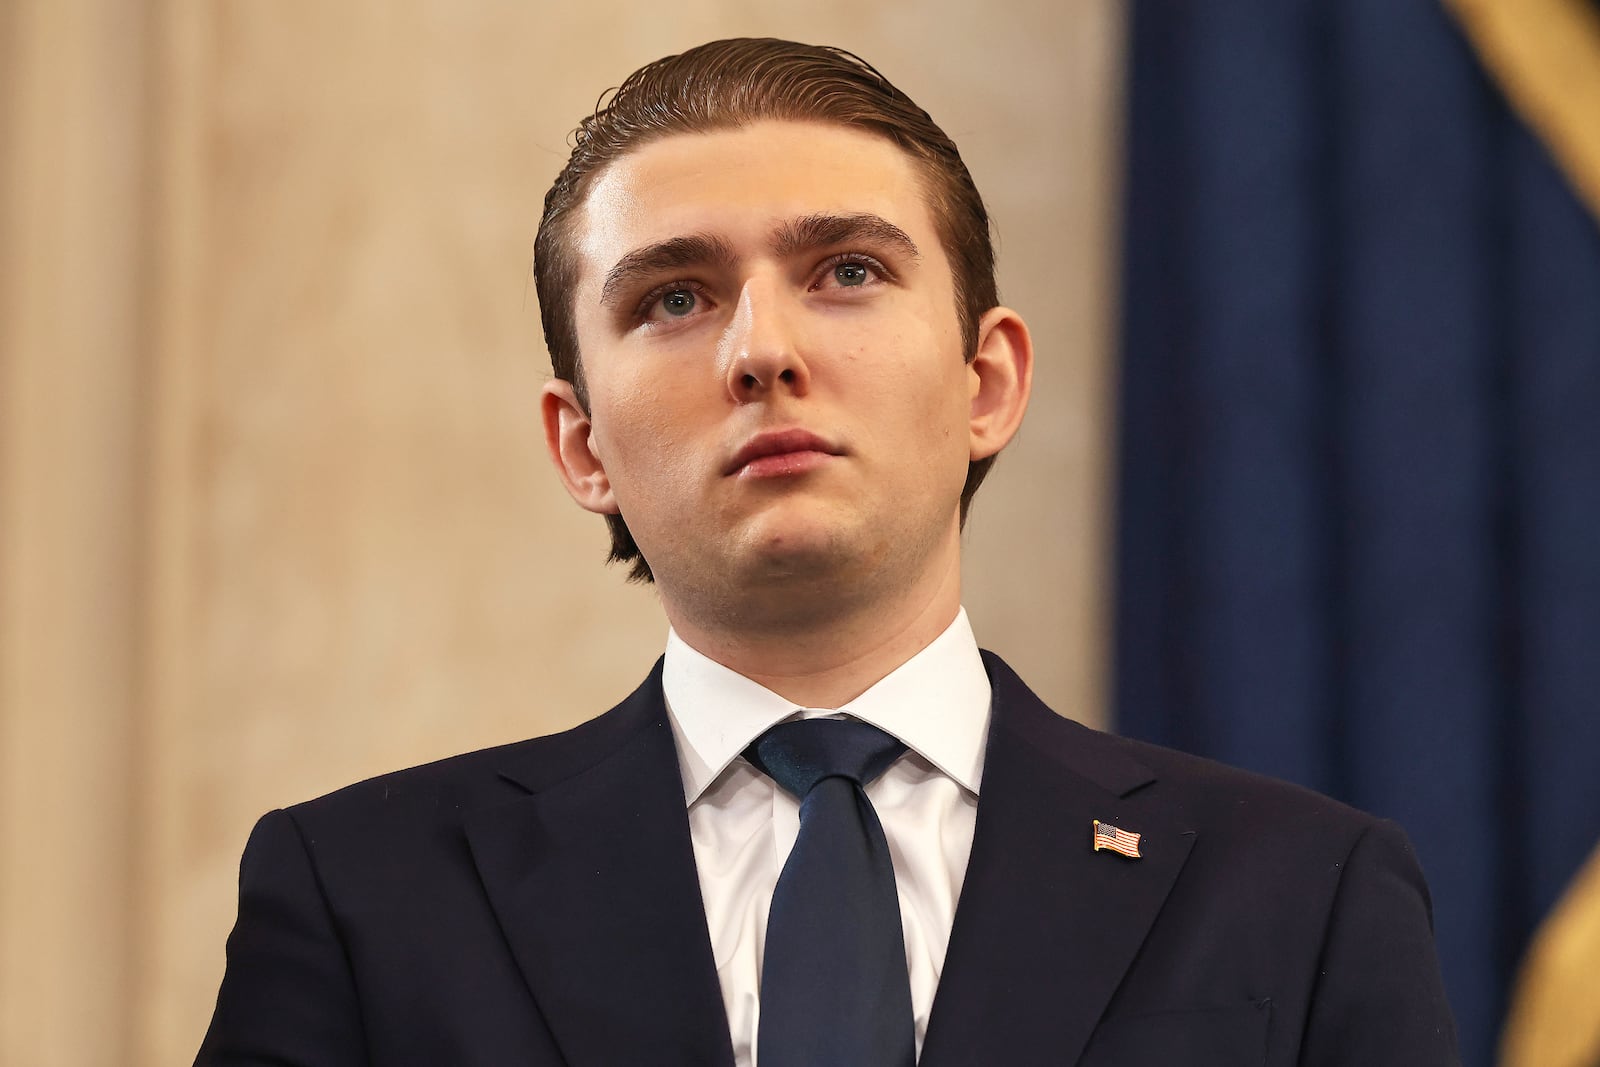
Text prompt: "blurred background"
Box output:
[[0, 2, 1594, 1066]]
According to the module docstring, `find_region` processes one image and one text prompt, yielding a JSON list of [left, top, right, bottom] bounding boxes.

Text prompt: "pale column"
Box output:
[[0, 1, 151, 1064]]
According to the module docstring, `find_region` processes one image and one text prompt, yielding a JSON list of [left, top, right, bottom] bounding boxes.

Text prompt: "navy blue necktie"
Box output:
[[744, 719, 915, 1067]]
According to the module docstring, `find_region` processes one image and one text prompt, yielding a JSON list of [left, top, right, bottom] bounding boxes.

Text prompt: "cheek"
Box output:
[[891, 324, 971, 421], [853, 345, 973, 475], [588, 376, 703, 498]]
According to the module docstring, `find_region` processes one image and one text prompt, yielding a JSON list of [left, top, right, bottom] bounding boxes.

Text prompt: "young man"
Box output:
[[197, 39, 1459, 1066]]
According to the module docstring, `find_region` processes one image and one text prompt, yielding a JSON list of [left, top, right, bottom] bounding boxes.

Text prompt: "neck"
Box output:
[[663, 541, 964, 709]]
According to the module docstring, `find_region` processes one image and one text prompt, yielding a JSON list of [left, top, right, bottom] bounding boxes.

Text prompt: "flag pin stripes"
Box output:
[[1093, 820, 1142, 859]]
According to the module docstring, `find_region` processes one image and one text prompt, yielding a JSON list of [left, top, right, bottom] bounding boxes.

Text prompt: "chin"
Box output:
[[743, 537, 848, 581], [737, 506, 864, 568]]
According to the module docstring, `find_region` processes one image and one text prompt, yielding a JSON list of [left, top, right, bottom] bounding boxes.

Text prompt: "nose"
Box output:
[[720, 278, 811, 401]]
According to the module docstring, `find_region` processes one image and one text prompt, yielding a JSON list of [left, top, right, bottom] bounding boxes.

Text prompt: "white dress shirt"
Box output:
[[662, 609, 992, 1067]]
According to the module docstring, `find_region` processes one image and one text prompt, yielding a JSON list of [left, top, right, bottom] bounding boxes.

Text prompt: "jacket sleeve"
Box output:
[[194, 808, 371, 1066], [1299, 818, 1460, 1067]]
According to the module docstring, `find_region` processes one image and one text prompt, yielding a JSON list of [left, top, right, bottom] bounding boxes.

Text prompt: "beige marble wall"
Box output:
[[0, 2, 1125, 1063]]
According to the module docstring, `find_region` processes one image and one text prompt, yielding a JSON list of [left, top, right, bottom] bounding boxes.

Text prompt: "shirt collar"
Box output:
[[662, 608, 992, 804]]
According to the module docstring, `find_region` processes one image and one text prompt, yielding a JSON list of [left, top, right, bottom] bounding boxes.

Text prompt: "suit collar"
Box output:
[[463, 652, 1193, 1067], [920, 652, 1196, 1067], [978, 651, 1158, 799], [464, 663, 736, 1067]]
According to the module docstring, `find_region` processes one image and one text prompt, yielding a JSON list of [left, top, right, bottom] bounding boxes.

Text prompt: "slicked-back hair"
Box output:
[[535, 38, 1000, 583]]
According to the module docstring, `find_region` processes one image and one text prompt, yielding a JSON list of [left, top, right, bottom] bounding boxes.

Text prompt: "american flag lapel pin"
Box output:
[[1093, 819, 1142, 859]]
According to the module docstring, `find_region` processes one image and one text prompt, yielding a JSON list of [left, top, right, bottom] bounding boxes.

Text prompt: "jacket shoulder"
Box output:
[[282, 658, 667, 832], [1109, 729, 1374, 827], [984, 649, 1386, 847]]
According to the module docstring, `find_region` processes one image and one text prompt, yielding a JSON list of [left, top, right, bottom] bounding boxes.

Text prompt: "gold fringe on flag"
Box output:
[[1499, 840, 1600, 1067], [1444, 0, 1600, 224]]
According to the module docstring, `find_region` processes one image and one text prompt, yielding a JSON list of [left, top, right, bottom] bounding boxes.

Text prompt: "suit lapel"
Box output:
[[463, 669, 735, 1067], [920, 653, 1197, 1067]]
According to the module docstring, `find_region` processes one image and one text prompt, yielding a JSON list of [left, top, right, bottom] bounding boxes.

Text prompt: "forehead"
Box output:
[[572, 121, 938, 276]]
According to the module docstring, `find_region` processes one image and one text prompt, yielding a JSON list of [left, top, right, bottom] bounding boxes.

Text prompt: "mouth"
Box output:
[[724, 429, 843, 478]]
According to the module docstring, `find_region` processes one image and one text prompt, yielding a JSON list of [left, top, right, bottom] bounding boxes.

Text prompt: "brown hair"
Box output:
[[534, 37, 1000, 582]]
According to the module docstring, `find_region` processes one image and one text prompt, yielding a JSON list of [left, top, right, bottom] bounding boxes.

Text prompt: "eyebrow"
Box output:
[[597, 213, 921, 310], [772, 213, 922, 262], [599, 233, 738, 310]]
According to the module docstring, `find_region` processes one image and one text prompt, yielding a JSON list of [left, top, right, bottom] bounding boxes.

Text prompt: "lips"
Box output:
[[724, 429, 842, 476]]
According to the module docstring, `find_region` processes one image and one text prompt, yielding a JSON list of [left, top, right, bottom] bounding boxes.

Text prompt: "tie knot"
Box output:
[[744, 719, 907, 799]]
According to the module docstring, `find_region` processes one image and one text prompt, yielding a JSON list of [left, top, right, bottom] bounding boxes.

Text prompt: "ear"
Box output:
[[967, 306, 1034, 461], [541, 379, 620, 515]]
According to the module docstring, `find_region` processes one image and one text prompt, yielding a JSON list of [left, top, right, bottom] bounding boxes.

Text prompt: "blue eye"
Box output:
[[834, 262, 869, 287], [660, 288, 697, 316]]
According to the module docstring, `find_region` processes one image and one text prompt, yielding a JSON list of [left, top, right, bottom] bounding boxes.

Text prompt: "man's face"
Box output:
[[550, 120, 980, 622]]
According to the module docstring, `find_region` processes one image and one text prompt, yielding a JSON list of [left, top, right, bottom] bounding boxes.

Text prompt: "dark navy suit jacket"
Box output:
[[196, 653, 1459, 1065]]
